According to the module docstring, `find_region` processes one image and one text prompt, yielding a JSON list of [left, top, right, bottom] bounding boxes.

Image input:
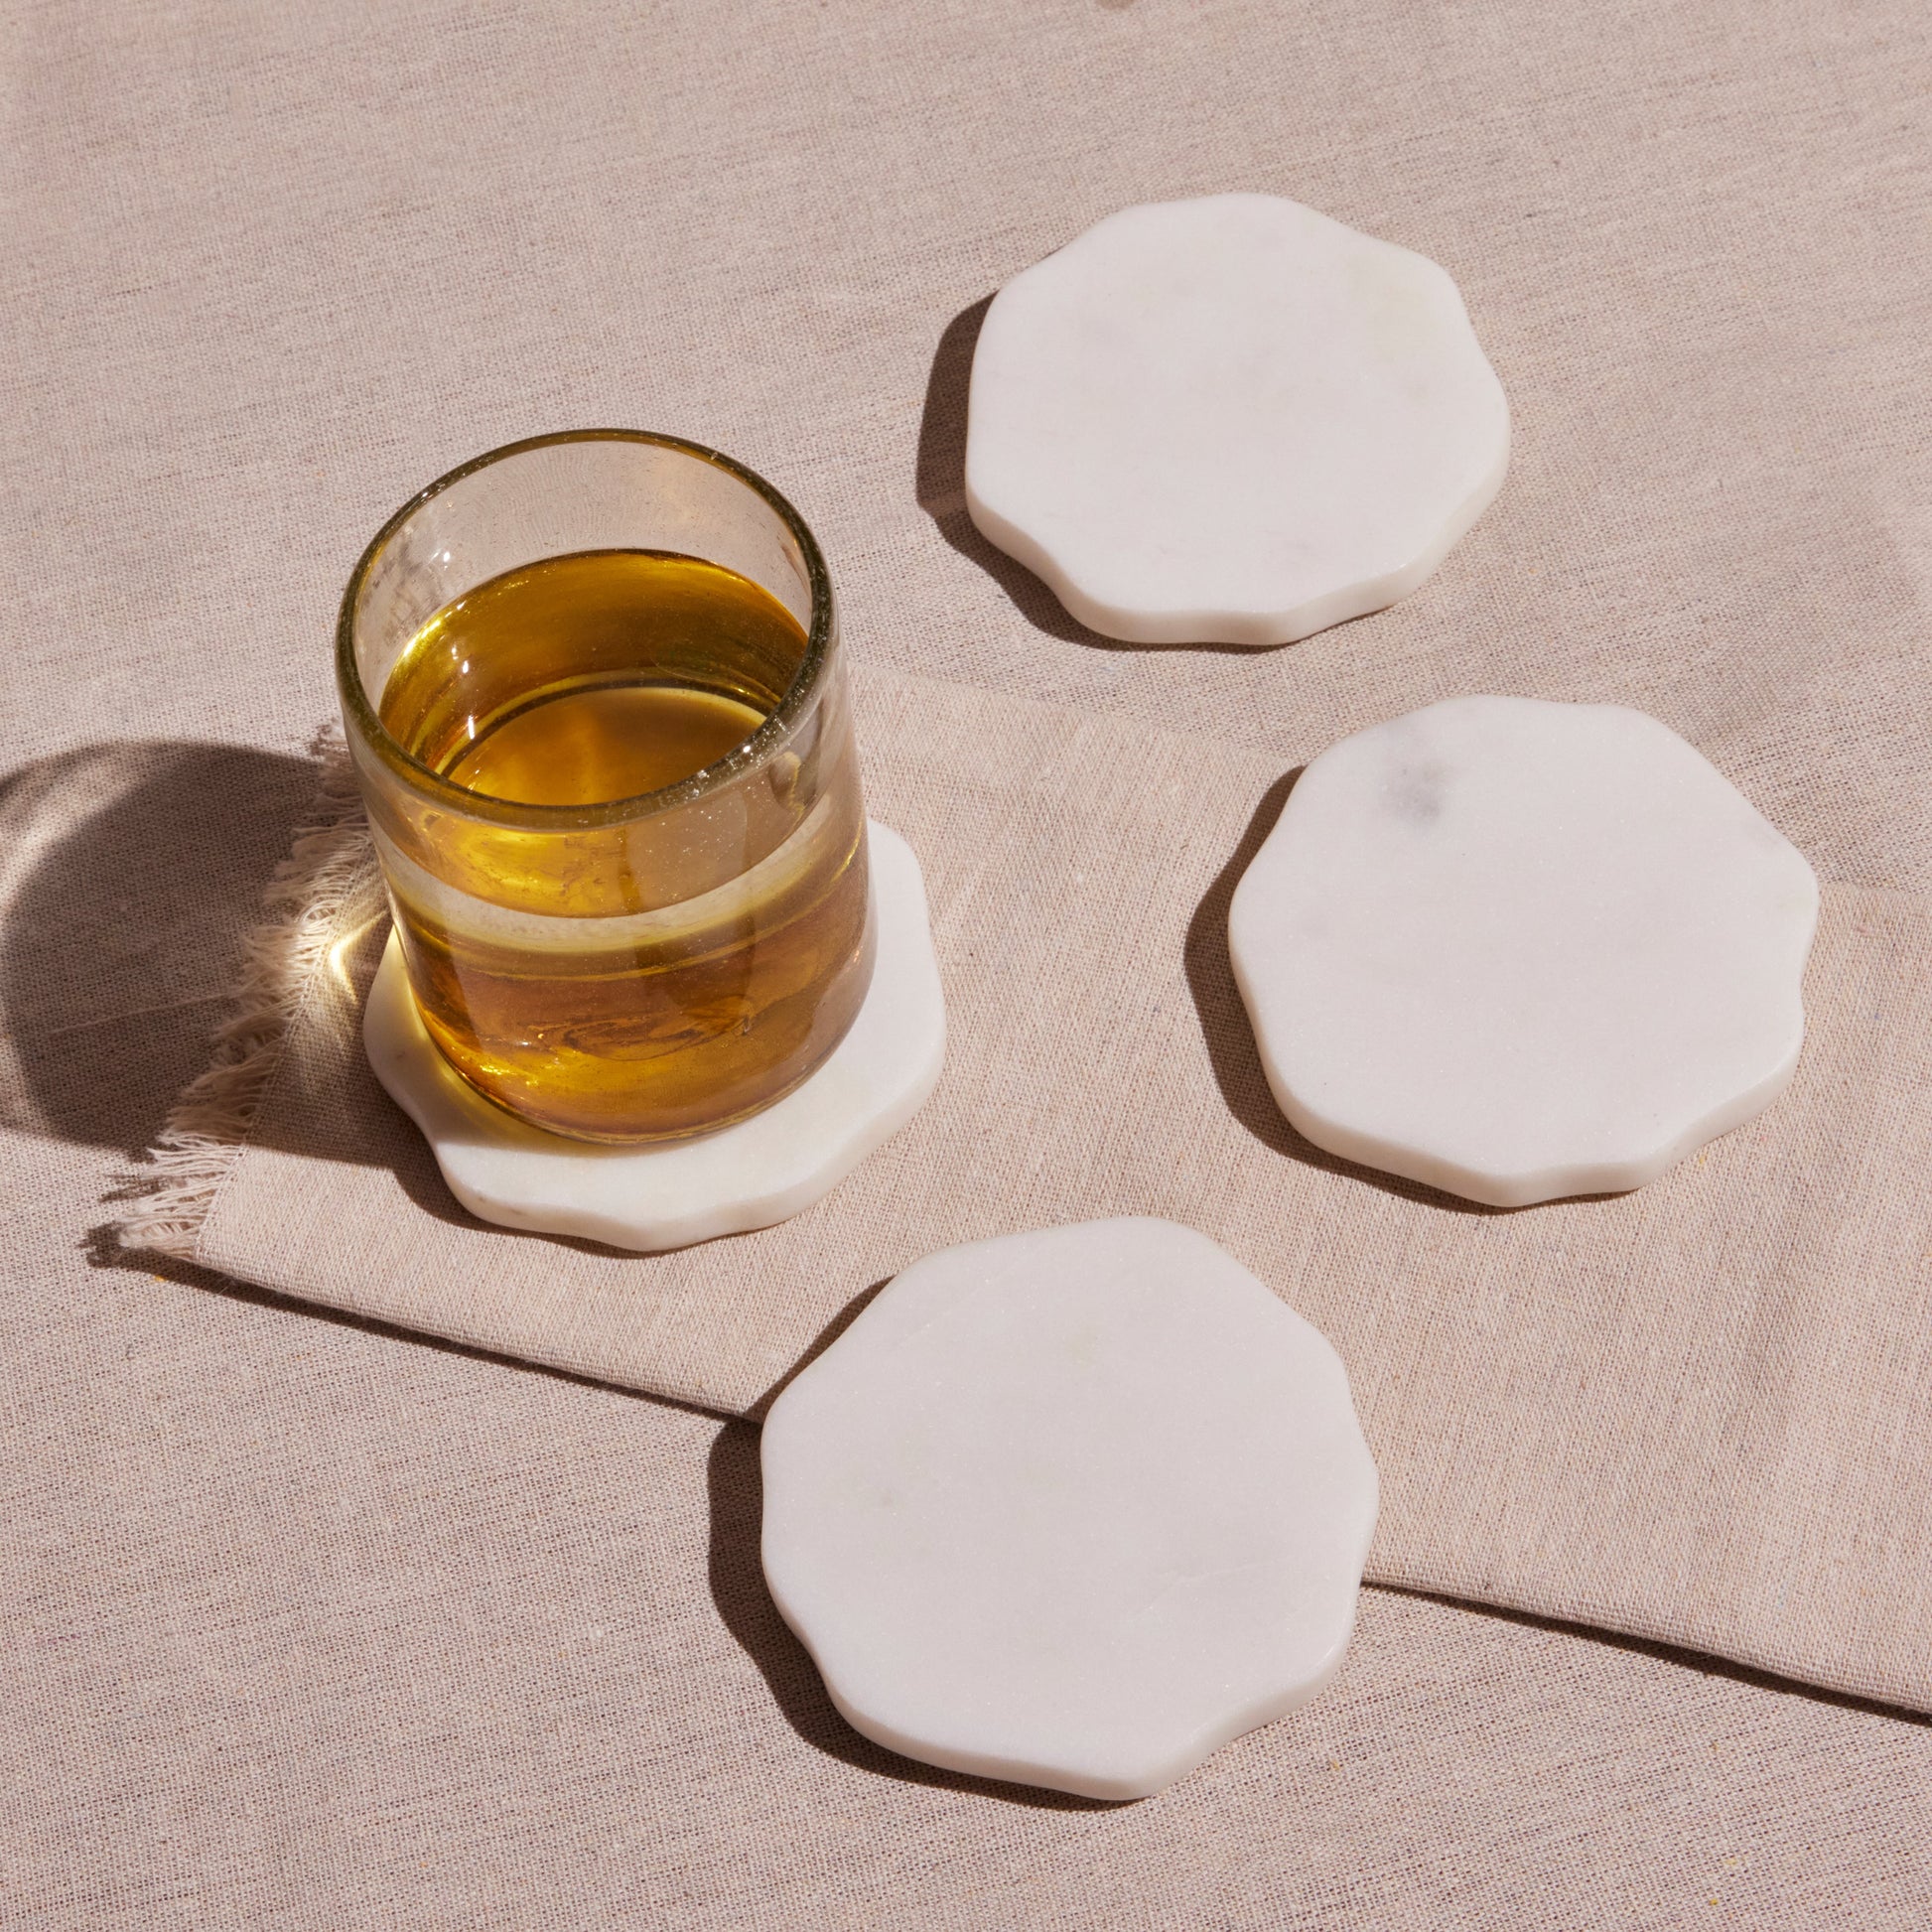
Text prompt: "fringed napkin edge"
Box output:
[[110, 730, 373, 1259]]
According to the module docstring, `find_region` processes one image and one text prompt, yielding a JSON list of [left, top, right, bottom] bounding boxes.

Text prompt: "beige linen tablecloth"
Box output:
[[8, 0, 1932, 1923]]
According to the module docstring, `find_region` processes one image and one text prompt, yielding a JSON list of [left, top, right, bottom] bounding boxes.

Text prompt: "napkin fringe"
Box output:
[[113, 732, 371, 1259]]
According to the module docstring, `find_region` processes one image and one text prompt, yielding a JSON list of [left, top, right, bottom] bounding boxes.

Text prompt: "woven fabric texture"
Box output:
[[7, 0, 1932, 1921]]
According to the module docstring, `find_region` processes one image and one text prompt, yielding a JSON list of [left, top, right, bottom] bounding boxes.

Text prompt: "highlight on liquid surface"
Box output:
[[375, 548, 872, 1143]]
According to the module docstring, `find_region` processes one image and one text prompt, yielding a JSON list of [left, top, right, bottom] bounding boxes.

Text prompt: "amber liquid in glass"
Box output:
[[377, 548, 871, 1143]]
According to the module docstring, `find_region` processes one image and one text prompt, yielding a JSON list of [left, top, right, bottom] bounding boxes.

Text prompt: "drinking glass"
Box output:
[[336, 430, 874, 1143]]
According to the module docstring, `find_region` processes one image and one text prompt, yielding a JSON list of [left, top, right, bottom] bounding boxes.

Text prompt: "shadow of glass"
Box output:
[[915, 296, 1295, 659], [0, 741, 324, 1156]]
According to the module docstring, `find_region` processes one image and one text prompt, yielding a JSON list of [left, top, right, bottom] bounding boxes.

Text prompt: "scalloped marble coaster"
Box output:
[[362, 823, 944, 1253], [761, 1218, 1379, 1801], [965, 193, 1509, 646], [1229, 697, 1821, 1208]]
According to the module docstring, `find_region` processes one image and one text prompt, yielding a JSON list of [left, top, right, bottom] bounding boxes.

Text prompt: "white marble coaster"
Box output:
[[1229, 697, 1821, 1208], [363, 822, 945, 1252], [760, 1218, 1379, 1801], [965, 193, 1509, 646]]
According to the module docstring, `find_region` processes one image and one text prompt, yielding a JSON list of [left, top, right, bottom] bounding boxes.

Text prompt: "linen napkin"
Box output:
[[116, 661, 1932, 1716]]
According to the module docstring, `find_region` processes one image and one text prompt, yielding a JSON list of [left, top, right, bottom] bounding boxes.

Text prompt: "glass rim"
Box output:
[[334, 427, 837, 830]]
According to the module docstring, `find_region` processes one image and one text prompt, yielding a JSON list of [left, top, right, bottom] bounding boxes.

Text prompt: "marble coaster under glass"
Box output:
[[363, 822, 945, 1252]]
